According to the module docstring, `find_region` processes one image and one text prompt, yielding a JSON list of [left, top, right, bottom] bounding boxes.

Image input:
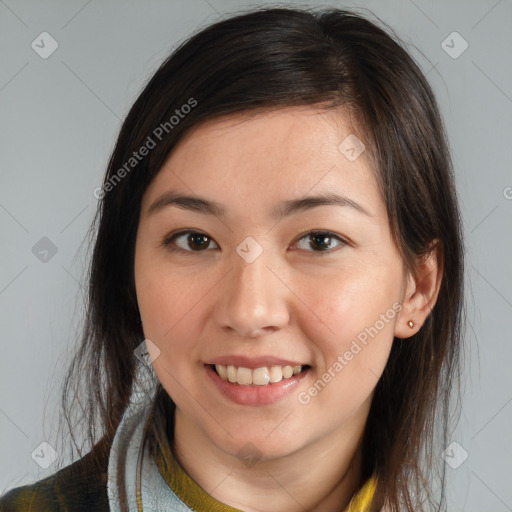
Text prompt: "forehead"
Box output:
[[142, 106, 383, 220]]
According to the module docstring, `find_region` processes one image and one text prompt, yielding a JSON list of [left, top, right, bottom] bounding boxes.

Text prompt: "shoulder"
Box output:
[[0, 436, 112, 512]]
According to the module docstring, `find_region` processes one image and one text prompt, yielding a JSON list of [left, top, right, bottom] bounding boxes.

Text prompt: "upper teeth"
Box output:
[[215, 364, 304, 386]]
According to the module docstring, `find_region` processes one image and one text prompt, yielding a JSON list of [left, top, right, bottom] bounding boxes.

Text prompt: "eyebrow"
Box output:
[[147, 191, 372, 219]]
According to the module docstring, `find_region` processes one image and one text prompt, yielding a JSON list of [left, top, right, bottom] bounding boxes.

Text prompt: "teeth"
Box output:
[[216, 364, 228, 380], [236, 367, 252, 385], [252, 367, 270, 385], [268, 366, 282, 383], [214, 364, 306, 386], [282, 366, 293, 379], [227, 365, 237, 383]]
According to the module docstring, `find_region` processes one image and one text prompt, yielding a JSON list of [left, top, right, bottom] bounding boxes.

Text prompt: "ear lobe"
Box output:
[[394, 241, 443, 339]]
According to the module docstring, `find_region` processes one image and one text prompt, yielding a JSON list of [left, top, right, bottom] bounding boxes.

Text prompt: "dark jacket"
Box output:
[[0, 436, 111, 512]]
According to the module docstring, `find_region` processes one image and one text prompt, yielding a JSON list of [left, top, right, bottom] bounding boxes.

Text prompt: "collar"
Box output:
[[149, 396, 378, 511]]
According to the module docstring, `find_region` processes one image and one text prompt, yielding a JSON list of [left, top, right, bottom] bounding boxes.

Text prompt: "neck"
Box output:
[[172, 406, 369, 512]]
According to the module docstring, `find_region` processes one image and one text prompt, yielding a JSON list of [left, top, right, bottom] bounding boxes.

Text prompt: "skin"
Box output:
[[134, 106, 441, 512]]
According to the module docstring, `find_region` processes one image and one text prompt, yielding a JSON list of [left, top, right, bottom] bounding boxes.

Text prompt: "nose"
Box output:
[[212, 246, 290, 338]]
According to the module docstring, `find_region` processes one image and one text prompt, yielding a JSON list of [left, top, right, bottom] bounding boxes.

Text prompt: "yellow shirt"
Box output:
[[151, 421, 377, 512]]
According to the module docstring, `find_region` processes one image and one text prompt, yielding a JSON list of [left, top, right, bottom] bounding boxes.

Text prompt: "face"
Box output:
[[134, 106, 409, 462]]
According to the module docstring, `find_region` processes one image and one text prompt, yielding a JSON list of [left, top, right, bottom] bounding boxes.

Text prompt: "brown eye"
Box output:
[[294, 231, 347, 253], [163, 231, 219, 253]]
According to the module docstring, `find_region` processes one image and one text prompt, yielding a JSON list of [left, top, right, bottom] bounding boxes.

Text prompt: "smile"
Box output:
[[213, 363, 309, 385], [205, 364, 311, 405]]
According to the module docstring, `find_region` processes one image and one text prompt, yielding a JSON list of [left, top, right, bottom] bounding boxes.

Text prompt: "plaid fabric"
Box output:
[[0, 436, 111, 512]]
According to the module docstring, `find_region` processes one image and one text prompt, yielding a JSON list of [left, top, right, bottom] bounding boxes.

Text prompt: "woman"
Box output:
[[0, 5, 465, 511]]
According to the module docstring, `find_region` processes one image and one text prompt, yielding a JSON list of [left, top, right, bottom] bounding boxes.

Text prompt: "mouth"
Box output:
[[209, 363, 312, 386], [205, 362, 311, 405]]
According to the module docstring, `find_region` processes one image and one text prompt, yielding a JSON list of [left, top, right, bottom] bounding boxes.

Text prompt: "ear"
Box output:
[[395, 241, 443, 339]]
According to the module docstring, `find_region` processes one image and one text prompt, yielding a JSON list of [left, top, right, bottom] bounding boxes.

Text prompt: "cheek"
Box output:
[[294, 266, 399, 400], [298, 263, 399, 341], [136, 266, 204, 397], [135, 254, 207, 361]]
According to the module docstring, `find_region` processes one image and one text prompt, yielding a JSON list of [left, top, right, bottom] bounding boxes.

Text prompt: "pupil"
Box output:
[[311, 234, 330, 250], [190, 234, 208, 249]]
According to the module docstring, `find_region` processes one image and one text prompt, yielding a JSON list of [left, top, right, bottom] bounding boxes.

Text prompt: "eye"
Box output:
[[162, 230, 219, 253], [161, 229, 348, 255], [293, 230, 347, 253]]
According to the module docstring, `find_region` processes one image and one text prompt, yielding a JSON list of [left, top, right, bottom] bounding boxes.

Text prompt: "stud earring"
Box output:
[[408, 320, 414, 328]]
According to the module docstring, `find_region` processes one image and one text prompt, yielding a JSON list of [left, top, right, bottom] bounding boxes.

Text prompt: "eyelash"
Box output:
[[161, 229, 349, 256]]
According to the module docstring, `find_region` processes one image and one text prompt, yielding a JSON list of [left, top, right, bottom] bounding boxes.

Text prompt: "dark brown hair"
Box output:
[[59, 6, 465, 511]]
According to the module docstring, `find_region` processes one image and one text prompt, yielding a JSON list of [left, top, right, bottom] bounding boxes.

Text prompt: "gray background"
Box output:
[[1, 0, 511, 509]]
